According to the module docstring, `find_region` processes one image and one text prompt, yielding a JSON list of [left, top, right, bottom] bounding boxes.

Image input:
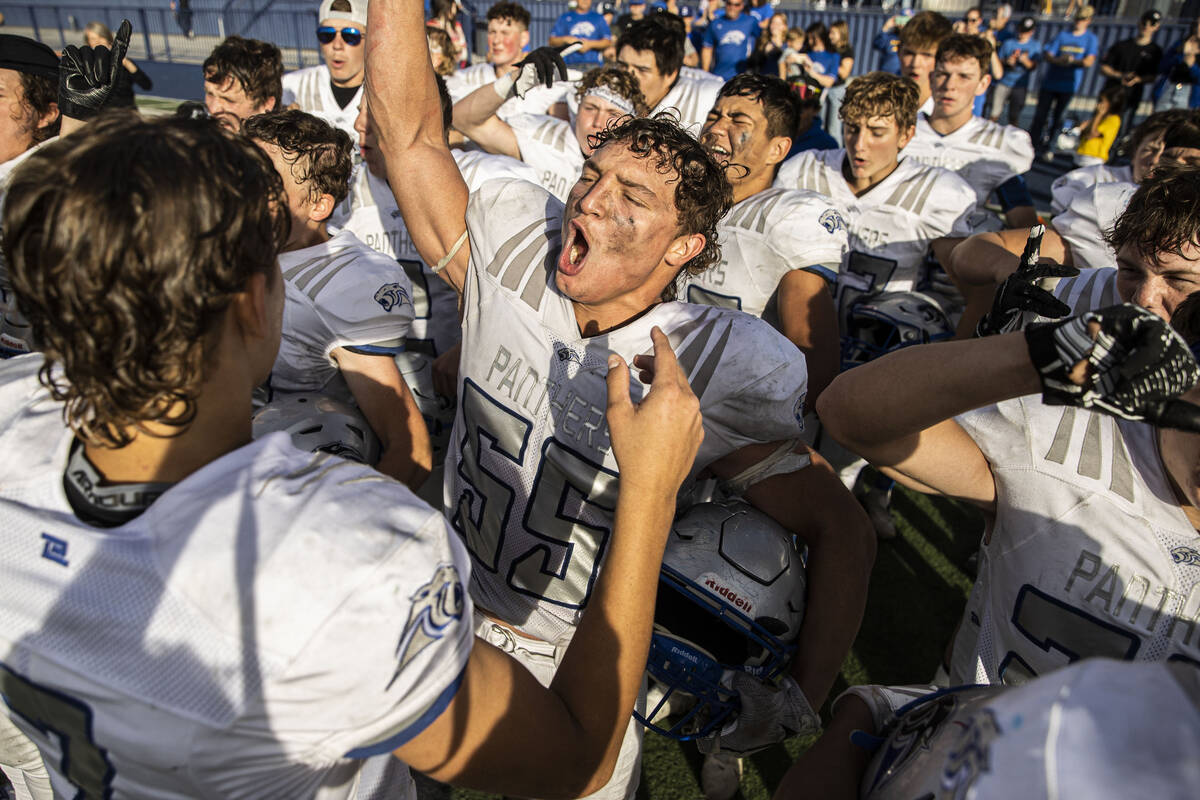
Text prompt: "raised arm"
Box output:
[[366, 0, 471, 293]]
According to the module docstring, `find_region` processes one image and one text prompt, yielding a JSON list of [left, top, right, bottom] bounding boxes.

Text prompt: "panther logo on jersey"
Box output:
[[374, 282, 412, 313], [388, 563, 465, 688], [818, 208, 847, 235], [1172, 546, 1200, 567]]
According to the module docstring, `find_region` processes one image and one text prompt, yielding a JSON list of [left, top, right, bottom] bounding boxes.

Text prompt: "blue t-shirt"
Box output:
[[703, 14, 760, 79], [872, 30, 901, 75], [788, 117, 838, 158], [551, 10, 612, 65], [997, 37, 1044, 88], [806, 49, 842, 84], [1040, 29, 1098, 94]]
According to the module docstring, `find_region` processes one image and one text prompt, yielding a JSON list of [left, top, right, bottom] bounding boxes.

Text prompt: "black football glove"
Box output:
[[58, 18, 131, 120], [976, 225, 1079, 337], [511, 44, 571, 96], [1025, 303, 1200, 432]]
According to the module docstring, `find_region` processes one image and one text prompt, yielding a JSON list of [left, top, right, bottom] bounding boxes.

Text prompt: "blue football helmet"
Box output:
[[635, 500, 807, 740], [841, 290, 955, 369]]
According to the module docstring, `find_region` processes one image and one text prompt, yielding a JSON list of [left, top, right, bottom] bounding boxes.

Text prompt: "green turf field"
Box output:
[[441, 487, 984, 800]]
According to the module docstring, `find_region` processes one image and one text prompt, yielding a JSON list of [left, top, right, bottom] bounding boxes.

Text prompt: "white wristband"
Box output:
[[492, 72, 516, 100]]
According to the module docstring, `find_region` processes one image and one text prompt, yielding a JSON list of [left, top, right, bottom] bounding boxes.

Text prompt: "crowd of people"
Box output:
[[2, 0, 1200, 799]]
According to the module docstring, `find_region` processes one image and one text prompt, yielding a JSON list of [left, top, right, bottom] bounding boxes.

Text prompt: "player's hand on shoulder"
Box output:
[[606, 326, 703, 497], [1025, 300, 1200, 432], [59, 18, 131, 120]]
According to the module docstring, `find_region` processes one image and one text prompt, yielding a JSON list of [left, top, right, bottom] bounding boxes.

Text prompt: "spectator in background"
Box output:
[[988, 3, 1013, 44], [202, 36, 282, 132], [83, 20, 152, 108], [794, 22, 840, 96], [750, 12, 789, 76], [614, 0, 649, 39], [823, 20, 854, 145], [426, 25, 458, 75], [898, 11, 953, 112], [701, 0, 758, 79], [873, 13, 905, 75], [427, 0, 468, 69], [787, 82, 836, 155], [990, 15, 1042, 125], [779, 26, 806, 82], [954, 6, 983, 35], [1100, 9, 1162, 130], [1075, 82, 1125, 165], [169, 0, 194, 38], [1029, 4, 1098, 159], [1154, 17, 1200, 111], [549, 0, 612, 68], [282, 0, 366, 141]]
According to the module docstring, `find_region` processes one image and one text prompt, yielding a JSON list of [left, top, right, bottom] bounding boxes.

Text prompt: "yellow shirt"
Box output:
[[1076, 114, 1121, 162]]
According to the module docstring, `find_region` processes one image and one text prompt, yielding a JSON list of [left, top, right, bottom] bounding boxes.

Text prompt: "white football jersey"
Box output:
[[683, 187, 848, 325], [948, 395, 1200, 686], [451, 179, 809, 644], [272, 230, 414, 402], [903, 113, 1033, 217], [773, 149, 975, 304], [506, 114, 585, 201], [1050, 162, 1133, 215], [1051, 180, 1136, 271], [281, 65, 362, 141], [566, 69, 723, 134], [444, 63, 573, 121], [0, 355, 474, 799]]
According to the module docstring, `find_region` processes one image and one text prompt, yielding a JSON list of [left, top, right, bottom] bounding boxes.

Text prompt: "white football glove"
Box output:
[[696, 673, 821, 756], [492, 45, 575, 100]]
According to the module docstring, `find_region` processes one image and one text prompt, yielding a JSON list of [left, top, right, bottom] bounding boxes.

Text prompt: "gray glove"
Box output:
[[696, 673, 820, 756]]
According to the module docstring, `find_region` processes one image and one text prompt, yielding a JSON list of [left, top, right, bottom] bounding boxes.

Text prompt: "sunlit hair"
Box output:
[[840, 71, 919, 131], [576, 65, 650, 117], [1127, 109, 1198, 156], [2, 112, 289, 448], [1107, 164, 1200, 265], [588, 114, 733, 298], [936, 32, 993, 75], [487, 0, 530, 29], [717, 73, 800, 141], [426, 25, 458, 75], [83, 20, 114, 44], [898, 10, 953, 52], [203, 35, 284, 111], [242, 109, 354, 205]]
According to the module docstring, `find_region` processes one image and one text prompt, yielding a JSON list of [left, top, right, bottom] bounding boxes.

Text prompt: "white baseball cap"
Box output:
[[318, 0, 368, 28]]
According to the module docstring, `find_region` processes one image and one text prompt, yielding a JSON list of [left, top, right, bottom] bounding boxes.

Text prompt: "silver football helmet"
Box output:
[[251, 393, 381, 465], [636, 500, 807, 739], [842, 290, 956, 369]]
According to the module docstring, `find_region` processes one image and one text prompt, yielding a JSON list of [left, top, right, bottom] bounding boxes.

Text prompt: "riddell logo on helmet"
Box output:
[[702, 575, 753, 613]]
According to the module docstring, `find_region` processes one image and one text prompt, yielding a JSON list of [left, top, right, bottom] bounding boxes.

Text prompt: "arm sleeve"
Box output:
[[995, 174, 1034, 213], [131, 66, 152, 90]]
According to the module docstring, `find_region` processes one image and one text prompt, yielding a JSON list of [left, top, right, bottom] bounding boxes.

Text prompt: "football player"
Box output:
[[690, 73, 847, 408], [818, 281, 1200, 691], [0, 110, 705, 799], [896, 11, 953, 114], [452, 63, 648, 201], [366, 0, 876, 796], [902, 34, 1037, 230], [280, 0, 369, 140], [330, 83, 540, 504], [202, 35, 282, 132], [775, 659, 1200, 799], [242, 110, 431, 488]]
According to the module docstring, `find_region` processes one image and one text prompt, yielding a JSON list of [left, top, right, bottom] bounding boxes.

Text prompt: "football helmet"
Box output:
[[841, 290, 955, 369], [635, 500, 807, 740], [251, 393, 381, 465]]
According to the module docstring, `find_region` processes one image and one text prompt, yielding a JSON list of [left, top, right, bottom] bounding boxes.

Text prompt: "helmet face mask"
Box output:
[[636, 500, 807, 740], [251, 393, 382, 464], [841, 291, 956, 369]]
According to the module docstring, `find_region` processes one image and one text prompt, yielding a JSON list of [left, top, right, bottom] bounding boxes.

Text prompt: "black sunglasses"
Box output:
[[316, 26, 363, 46]]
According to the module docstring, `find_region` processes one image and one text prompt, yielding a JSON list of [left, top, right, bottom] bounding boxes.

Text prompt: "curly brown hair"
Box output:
[[840, 71, 919, 131], [242, 109, 354, 205], [17, 72, 60, 144], [588, 114, 733, 299], [576, 65, 650, 117], [426, 25, 458, 75], [1107, 163, 1200, 265], [1, 112, 289, 448], [203, 36, 283, 111]]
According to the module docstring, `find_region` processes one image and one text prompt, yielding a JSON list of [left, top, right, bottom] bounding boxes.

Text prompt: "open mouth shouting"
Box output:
[[559, 219, 592, 277]]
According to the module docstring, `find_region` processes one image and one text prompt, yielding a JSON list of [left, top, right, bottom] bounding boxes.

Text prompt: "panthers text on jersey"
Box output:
[[272, 229, 414, 403], [281, 65, 363, 141], [506, 114, 585, 202], [773, 149, 975, 307], [567, 69, 723, 135], [902, 112, 1033, 224], [0, 355, 474, 798], [451, 179, 810, 645], [947, 395, 1200, 686], [1051, 180, 1136, 271], [1050, 162, 1132, 216], [682, 187, 848, 327], [444, 63, 573, 121]]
